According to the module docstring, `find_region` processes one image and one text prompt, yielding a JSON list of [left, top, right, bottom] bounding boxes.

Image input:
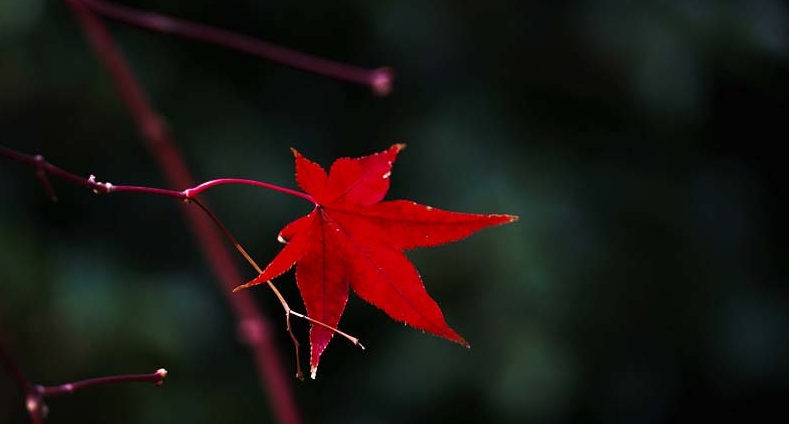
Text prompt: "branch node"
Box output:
[[34, 154, 59, 202], [155, 368, 168, 386], [88, 174, 100, 194]]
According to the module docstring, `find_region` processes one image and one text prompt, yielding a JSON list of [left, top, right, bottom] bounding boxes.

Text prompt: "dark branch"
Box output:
[[36, 369, 167, 397], [74, 0, 393, 95], [2, 328, 164, 423]]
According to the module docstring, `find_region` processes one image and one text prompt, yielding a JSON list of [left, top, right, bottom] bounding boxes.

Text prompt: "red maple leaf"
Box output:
[[235, 145, 517, 378]]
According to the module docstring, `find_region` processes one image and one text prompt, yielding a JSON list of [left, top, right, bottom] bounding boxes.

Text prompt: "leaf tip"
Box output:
[[455, 336, 471, 349], [505, 214, 519, 223], [310, 366, 318, 380], [290, 147, 301, 158], [392, 143, 406, 152], [232, 284, 248, 293]]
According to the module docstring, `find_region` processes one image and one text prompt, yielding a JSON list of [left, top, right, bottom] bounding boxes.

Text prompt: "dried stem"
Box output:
[[188, 199, 364, 349], [73, 0, 393, 95]]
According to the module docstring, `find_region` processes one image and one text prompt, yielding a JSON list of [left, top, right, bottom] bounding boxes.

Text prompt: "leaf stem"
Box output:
[[72, 0, 393, 95], [186, 179, 316, 205], [190, 199, 363, 352]]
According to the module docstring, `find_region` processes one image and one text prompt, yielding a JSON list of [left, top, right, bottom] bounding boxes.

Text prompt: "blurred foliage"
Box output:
[[1, 0, 788, 423]]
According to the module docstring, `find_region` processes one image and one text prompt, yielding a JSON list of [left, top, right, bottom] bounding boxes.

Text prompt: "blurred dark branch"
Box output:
[[0, 336, 42, 424], [60, 1, 305, 422], [74, 0, 394, 95], [0, 334, 33, 394], [2, 332, 164, 423]]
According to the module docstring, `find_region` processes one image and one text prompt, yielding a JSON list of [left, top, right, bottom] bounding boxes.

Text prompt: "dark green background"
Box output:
[[2, 1, 788, 423]]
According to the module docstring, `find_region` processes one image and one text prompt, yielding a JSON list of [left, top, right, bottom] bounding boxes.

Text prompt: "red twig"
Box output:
[[36, 369, 168, 397], [0, 146, 317, 204], [1, 331, 165, 422], [186, 179, 316, 205], [74, 0, 393, 95], [60, 1, 303, 422]]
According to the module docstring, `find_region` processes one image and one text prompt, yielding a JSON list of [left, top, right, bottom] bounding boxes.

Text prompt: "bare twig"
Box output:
[[1, 330, 164, 422], [73, 0, 393, 95], [1, 146, 317, 204], [33, 155, 58, 202], [36, 369, 168, 397]]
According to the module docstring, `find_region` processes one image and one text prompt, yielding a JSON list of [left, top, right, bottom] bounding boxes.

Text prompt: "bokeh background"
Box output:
[[2, 0, 788, 423]]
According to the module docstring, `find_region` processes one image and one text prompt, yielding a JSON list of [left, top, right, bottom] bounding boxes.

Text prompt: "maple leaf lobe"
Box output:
[[236, 145, 516, 375]]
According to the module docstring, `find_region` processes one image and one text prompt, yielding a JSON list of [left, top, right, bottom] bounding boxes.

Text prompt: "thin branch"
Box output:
[[34, 156, 58, 202], [0, 335, 43, 424], [186, 179, 316, 205], [0, 146, 316, 204], [0, 336, 33, 393], [1, 338, 44, 424], [2, 328, 164, 422], [1, 144, 364, 350], [36, 369, 167, 397], [27, 369, 167, 421], [74, 0, 394, 95], [0, 331, 44, 423]]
